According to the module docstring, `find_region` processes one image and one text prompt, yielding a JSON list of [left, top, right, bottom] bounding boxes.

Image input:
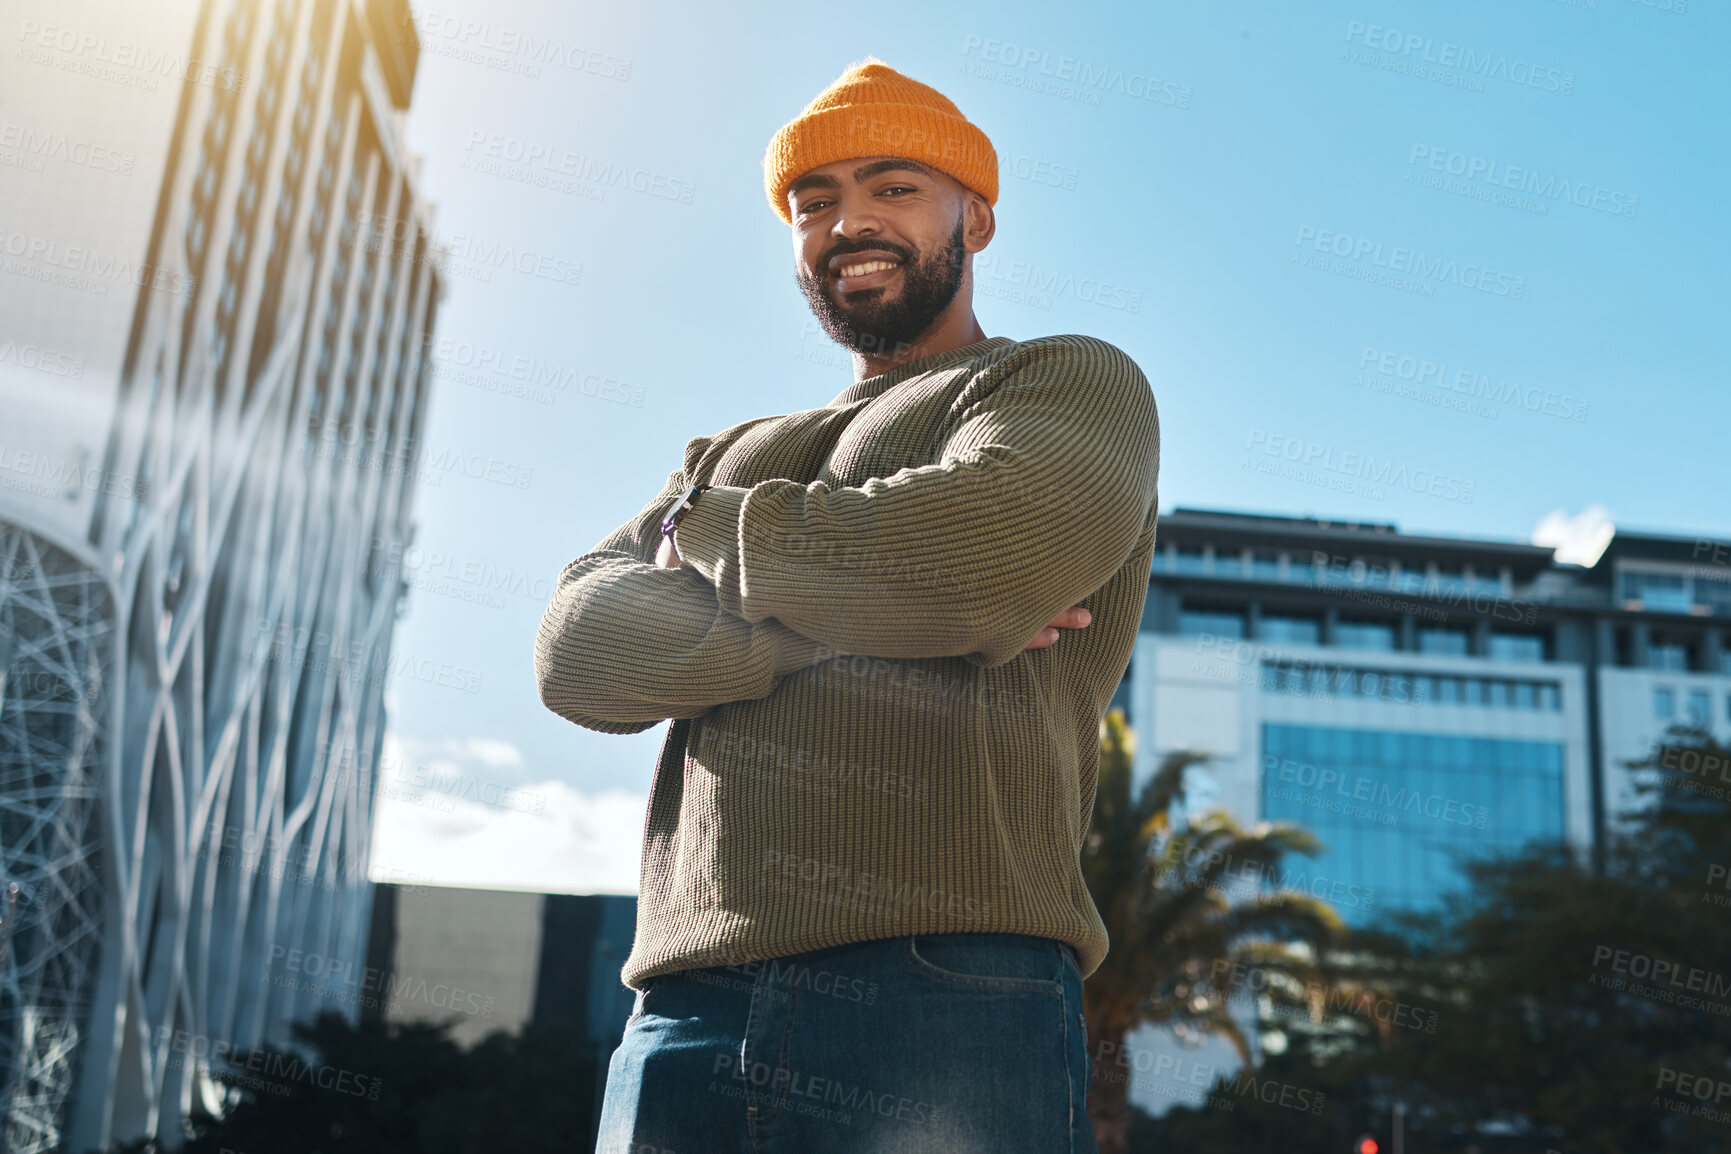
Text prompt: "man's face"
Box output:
[[787, 157, 986, 357]]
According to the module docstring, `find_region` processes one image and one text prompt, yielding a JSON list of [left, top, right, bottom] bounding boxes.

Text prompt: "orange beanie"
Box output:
[[763, 57, 998, 225]]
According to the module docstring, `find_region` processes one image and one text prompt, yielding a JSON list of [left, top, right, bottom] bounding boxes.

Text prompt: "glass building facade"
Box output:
[[1261, 724, 1565, 918]]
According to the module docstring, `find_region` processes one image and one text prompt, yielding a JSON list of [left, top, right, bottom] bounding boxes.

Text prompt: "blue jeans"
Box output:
[[595, 932, 1098, 1153]]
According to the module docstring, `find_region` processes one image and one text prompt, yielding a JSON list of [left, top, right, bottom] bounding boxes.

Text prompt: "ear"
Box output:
[[962, 191, 995, 253]]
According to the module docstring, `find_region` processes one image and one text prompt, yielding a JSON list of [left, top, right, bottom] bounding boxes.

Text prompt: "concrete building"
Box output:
[[361, 885, 638, 1145], [0, 0, 444, 1149]]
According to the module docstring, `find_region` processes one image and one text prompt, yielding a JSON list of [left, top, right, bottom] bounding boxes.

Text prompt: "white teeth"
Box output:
[[839, 259, 898, 277]]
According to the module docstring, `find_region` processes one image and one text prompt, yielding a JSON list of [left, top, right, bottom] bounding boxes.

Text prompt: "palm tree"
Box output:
[[1082, 708, 1345, 1154]]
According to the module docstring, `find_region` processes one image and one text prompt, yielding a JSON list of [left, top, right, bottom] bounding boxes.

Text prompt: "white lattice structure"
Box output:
[[0, 1, 442, 1149]]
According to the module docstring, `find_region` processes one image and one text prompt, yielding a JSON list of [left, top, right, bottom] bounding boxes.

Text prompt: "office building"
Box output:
[[1125, 508, 1731, 923], [0, 0, 443, 1149]]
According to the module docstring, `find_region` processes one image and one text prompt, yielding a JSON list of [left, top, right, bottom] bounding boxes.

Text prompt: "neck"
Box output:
[[851, 305, 988, 382]]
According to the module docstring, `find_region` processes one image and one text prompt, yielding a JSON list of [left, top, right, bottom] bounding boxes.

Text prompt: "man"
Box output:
[[535, 57, 1159, 1153]]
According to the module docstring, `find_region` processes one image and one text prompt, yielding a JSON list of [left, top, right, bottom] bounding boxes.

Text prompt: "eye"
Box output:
[[795, 197, 833, 216], [880, 185, 916, 196]]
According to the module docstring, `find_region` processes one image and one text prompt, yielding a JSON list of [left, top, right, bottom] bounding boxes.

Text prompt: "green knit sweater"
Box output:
[[533, 333, 1160, 989]]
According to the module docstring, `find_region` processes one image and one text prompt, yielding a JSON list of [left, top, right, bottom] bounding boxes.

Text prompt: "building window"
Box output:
[[1174, 547, 1206, 575], [1686, 690, 1711, 727], [1463, 678, 1486, 707], [1336, 620, 1395, 651], [1620, 569, 1690, 612], [1436, 677, 1461, 705], [1695, 574, 1731, 615], [1653, 687, 1675, 721], [1539, 684, 1561, 711], [1514, 682, 1536, 710], [1260, 724, 1563, 924], [1488, 633, 1546, 663], [1418, 628, 1470, 656], [1488, 680, 1511, 708], [1649, 643, 1689, 672], [1251, 552, 1282, 581], [1179, 610, 1244, 639], [1260, 616, 1321, 646]]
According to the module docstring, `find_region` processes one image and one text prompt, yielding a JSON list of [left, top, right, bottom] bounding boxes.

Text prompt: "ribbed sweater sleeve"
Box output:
[[673, 336, 1160, 669], [533, 458, 835, 733]]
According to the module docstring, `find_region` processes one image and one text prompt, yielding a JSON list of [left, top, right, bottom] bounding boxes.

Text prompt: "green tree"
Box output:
[[94, 1012, 602, 1154], [1145, 730, 1731, 1153], [1082, 709, 1346, 1154]]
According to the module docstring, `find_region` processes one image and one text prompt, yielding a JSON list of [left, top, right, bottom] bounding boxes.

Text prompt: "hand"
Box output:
[[654, 532, 685, 569], [1024, 606, 1090, 651]]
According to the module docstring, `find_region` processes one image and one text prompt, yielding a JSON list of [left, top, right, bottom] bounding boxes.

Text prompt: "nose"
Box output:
[[830, 192, 882, 240]]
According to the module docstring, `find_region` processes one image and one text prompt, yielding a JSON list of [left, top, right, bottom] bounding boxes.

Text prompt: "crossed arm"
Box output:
[[533, 338, 1159, 734]]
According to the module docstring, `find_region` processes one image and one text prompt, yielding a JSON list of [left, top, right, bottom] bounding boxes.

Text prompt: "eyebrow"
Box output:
[[787, 158, 936, 201]]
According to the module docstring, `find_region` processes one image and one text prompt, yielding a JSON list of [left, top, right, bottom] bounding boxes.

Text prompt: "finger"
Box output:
[[1024, 627, 1061, 651], [1047, 607, 1091, 630]]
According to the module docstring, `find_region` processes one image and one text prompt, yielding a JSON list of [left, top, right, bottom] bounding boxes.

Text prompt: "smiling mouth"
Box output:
[[829, 256, 905, 293], [834, 258, 901, 278]]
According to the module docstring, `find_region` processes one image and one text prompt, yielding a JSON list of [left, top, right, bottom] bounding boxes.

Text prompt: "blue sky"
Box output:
[[367, 0, 1728, 891]]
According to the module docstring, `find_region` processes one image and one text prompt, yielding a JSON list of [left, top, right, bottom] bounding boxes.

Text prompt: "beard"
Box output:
[[796, 217, 967, 357]]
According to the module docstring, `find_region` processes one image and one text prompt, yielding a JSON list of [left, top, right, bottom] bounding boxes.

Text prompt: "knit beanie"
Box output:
[[763, 57, 998, 224]]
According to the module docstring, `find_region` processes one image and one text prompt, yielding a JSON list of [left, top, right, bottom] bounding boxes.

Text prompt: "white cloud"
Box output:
[[1532, 504, 1614, 567], [368, 733, 642, 894]]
